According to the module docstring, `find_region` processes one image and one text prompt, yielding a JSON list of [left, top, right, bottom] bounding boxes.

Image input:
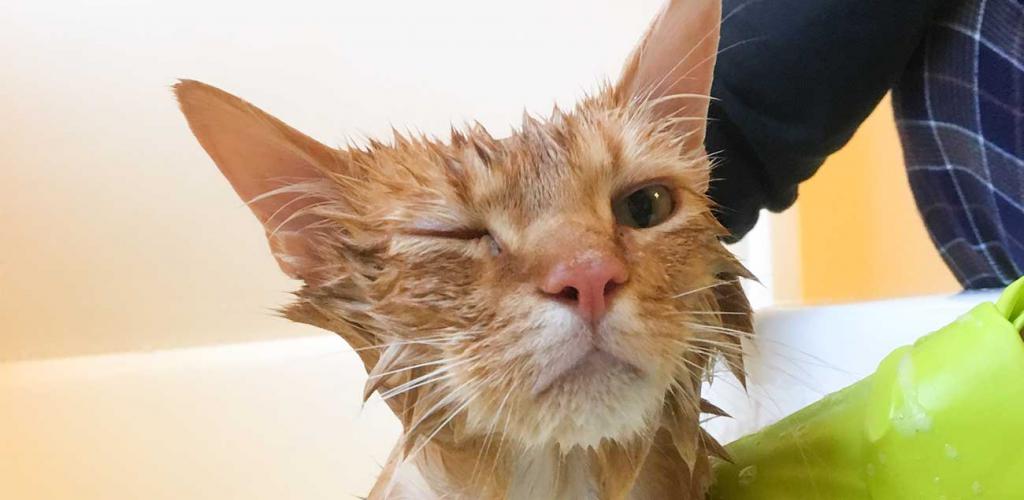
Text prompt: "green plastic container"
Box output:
[[712, 277, 1024, 499]]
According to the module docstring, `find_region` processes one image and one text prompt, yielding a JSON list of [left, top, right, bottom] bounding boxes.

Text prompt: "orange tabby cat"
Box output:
[[174, 0, 751, 498]]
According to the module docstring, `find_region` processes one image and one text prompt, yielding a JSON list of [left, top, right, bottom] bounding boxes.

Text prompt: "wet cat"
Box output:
[[174, 0, 751, 497]]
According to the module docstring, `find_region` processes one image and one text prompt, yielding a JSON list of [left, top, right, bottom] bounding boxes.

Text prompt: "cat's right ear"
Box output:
[[174, 80, 338, 283], [615, 0, 722, 152]]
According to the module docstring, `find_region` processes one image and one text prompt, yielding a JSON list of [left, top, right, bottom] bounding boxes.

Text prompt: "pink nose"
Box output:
[[540, 253, 629, 325]]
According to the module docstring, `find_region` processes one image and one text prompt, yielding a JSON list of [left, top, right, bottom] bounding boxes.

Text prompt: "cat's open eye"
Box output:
[[612, 184, 675, 229]]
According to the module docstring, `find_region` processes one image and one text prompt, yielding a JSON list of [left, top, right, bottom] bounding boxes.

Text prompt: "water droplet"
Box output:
[[933, 476, 941, 484], [878, 453, 887, 464], [892, 354, 932, 435], [945, 444, 959, 460], [738, 465, 757, 486], [865, 464, 875, 476], [972, 481, 983, 495]]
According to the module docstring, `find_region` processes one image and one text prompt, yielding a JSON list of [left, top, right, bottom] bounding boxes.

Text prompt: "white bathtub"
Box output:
[[704, 289, 1000, 442], [1, 291, 997, 499]]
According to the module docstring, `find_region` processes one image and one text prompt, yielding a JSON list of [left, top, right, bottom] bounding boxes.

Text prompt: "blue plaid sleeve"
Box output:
[[893, 0, 1024, 289]]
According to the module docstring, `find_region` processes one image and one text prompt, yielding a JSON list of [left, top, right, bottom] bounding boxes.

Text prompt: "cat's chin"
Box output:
[[519, 359, 667, 449], [530, 348, 639, 397], [474, 301, 671, 449], [546, 377, 666, 449], [459, 350, 667, 451]]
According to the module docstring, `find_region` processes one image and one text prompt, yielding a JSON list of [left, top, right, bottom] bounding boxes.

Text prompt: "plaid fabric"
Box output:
[[893, 0, 1024, 289]]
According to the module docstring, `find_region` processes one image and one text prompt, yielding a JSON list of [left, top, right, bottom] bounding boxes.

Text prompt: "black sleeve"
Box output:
[[705, 0, 954, 241]]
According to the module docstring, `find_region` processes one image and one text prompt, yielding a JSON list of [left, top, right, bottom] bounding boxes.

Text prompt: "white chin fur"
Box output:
[[543, 370, 664, 449]]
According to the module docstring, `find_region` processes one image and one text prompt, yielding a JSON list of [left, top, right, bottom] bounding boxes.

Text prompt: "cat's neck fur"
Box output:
[[370, 427, 705, 499]]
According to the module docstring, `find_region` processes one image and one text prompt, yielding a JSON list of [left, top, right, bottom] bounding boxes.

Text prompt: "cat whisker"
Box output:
[[644, 93, 718, 109], [476, 373, 522, 482], [684, 322, 753, 337], [468, 381, 516, 485], [655, 36, 766, 118], [271, 200, 341, 238], [248, 186, 322, 228], [671, 278, 740, 299], [661, 116, 714, 124], [367, 357, 464, 381], [246, 178, 323, 205], [690, 330, 851, 378], [673, 356, 748, 393], [403, 377, 481, 447], [683, 330, 853, 399], [406, 391, 480, 465], [406, 377, 475, 431], [674, 310, 750, 316], [378, 374, 452, 403], [379, 367, 459, 401], [493, 395, 517, 474], [350, 335, 473, 353], [683, 340, 745, 356]]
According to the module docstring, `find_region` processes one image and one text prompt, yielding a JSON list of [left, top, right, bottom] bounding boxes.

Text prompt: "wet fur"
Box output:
[[174, 0, 752, 498]]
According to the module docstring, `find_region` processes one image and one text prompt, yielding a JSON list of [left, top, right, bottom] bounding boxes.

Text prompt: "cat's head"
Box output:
[[175, 0, 748, 453]]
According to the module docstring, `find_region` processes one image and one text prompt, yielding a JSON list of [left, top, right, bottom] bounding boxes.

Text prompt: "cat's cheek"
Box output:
[[485, 245, 533, 296], [615, 227, 645, 262]]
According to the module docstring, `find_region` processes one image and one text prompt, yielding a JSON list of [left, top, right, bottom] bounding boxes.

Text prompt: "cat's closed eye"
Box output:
[[409, 227, 490, 241], [612, 183, 675, 229], [403, 225, 502, 255]]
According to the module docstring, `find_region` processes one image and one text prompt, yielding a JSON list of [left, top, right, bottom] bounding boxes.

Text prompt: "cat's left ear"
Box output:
[[616, 0, 722, 151], [174, 80, 339, 284]]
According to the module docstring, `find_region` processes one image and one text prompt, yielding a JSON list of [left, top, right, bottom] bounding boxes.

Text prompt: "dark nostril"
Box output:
[[558, 286, 580, 302], [604, 280, 621, 296]]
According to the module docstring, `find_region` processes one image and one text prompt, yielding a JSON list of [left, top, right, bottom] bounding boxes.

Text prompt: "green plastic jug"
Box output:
[[712, 277, 1024, 499]]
